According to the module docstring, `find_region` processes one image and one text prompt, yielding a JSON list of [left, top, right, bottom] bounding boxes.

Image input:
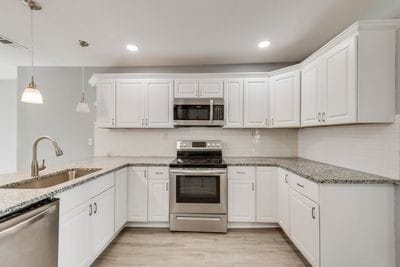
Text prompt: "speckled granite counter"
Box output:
[[0, 156, 396, 219], [0, 157, 174, 218], [224, 157, 397, 184]]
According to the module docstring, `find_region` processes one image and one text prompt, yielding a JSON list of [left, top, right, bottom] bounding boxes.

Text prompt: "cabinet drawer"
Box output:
[[148, 167, 169, 179], [289, 173, 319, 203], [228, 167, 256, 179]]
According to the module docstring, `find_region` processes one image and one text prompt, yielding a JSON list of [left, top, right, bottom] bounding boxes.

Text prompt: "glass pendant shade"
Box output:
[[76, 92, 90, 113], [21, 76, 43, 104]]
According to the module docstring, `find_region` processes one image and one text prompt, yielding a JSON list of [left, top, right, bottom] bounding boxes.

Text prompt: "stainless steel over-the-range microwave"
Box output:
[[173, 98, 224, 127]]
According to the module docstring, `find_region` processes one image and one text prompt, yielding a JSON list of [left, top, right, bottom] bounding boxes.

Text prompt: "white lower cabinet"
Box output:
[[148, 179, 169, 222], [228, 167, 277, 223], [114, 168, 128, 232], [58, 173, 115, 267], [277, 169, 290, 235], [91, 188, 115, 258], [289, 189, 320, 267], [128, 166, 169, 223], [58, 200, 92, 267], [228, 178, 256, 222]]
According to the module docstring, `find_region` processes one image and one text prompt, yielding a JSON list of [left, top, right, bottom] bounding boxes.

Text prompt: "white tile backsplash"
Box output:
[[94, 127, 298, 158], [298, 115, 400, 180]]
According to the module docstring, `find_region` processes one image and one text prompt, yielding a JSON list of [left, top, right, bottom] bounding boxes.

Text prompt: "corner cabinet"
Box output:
[[269, 70, 300, 128], [96, 79, 173, 128]]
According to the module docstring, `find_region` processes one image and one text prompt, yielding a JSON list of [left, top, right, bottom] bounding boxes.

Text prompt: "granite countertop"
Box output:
[[0, 156, 396, 219], [224, 157, 397, 184]]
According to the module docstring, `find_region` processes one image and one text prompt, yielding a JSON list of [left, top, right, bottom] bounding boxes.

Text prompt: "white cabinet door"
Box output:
[[228, 178, 256, 222], [59, 201, 92, 267], [322, 36, 357, 125], [174, 79, 199, 98], [290, 189, 320, 267], [243, 78, 268, 128], [224, 79, 244, 128], [146, 80, 173, 128], [96, 80, 115, 128], [115, 80, 145, 128], [269, 70, 300, 127], [148, 179, 169, 222], [199, 79, 224, 98], [256, 167, 278, 222], [278, 169, 290, 236], [128, 167, 148, 222], [301, 59, 323, 126], [115, 168, 128, 232], [91, 187, 115, 259]]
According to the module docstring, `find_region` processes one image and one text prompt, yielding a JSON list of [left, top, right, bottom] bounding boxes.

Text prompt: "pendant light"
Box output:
[[76, 40, 90, 113], [21, 0, 43, 104]]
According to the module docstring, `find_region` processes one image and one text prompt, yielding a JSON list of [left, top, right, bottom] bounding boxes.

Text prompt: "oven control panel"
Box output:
[[177, 140, 223, 150]]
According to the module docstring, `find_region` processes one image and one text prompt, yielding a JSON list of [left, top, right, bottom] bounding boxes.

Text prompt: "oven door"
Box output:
[[169, 168, 227, 214]]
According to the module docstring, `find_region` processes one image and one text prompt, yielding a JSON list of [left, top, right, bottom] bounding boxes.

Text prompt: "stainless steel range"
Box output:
[[169, 140, 227, 233]]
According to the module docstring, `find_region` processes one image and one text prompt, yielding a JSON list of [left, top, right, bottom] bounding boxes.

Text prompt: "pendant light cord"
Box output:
[[31, 7, 34, 67], [81, 46, 85, 95]]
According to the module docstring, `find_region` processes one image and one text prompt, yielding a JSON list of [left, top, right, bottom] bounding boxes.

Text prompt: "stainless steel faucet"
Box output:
[[31, 136, 64, 176]]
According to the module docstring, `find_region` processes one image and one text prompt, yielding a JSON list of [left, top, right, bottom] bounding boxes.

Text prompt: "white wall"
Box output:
[[95, 128, 298, 157], [298, 115, 400, 180], [0, 80, 17, 174]]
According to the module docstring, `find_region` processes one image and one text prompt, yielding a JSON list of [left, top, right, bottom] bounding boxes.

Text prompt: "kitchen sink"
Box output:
[[2, 168, 102, 189]]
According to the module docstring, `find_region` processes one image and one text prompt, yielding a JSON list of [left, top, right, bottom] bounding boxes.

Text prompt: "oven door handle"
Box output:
[[209, 99, 214, 125], [170, 169, 226, 175]]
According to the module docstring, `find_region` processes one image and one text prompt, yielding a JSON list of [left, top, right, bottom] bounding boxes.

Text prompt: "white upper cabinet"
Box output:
[[243, 78, 269, 128], [300, 21, 398, 126], [146, 80, 173, 128], [174, 79, 199, 98], [115, 80, 145, 128], [199, 79, 224, 98], [301, 59, 323, 126], [269, 70, 300, 128], [224, 79, 244, 128], [256, 167, 278, 222], [322, 36, 357, 125], [96, 80, 115, 128]]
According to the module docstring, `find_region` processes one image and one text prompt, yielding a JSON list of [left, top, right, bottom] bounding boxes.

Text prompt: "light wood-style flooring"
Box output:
[[93, 228, 310, 267]]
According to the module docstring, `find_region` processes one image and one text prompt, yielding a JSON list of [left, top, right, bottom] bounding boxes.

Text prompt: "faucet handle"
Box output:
[[39, 159, 46, 171]]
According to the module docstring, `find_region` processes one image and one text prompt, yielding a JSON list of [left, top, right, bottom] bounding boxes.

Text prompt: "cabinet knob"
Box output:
[[89, 204, 93, 216], [318, 112, 321, 122], [284, 174, 288, 183], [322, 112, 326, 122], [312, 207, 316, 219], [94, 202, 97, 214]]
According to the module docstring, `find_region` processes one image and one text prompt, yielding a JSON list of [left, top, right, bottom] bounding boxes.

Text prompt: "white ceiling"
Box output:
[[1, 0, 400, 78]]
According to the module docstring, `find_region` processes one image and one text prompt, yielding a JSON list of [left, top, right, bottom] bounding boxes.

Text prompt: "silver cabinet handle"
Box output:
[[94, 202, 97, 214], [237, 171, 246, 175], [271, 118, 274, 126], [252, 182, 255, 191], [312, 207, 316, 219], [170, 169, 226, 175], [296, 183, 304, 188], [166, 182, 169, 191], [265, 118, 268, 126], [284, 174, 288, 183], [112, 118, 115, 126], [322, 112, 326, 122], [89, 204, 93, 216], [318, 112, 321, 122], [141, 119, 144, 127], [155, 172, 164, 175], [144, 169, 147, 178]]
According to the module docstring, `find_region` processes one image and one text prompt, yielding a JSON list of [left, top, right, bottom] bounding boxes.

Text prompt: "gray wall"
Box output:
[[16, 63, 291, 170], [0, 80, 17, 174]]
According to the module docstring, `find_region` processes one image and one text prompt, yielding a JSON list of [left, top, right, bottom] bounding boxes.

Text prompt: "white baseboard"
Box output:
[[125, 221, 279, 229], [126, 222, 170, 228]]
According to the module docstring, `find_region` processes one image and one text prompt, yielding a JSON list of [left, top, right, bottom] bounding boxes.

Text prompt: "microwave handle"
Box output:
[[209, 99, 214, 125]]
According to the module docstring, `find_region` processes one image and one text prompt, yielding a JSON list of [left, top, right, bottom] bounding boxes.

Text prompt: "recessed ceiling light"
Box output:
[[126, 44, 139, 52], [258, 40, 271, 49]]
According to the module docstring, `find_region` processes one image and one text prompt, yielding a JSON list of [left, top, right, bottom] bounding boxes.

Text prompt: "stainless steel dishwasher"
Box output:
[[0, 199, 59, 267]]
